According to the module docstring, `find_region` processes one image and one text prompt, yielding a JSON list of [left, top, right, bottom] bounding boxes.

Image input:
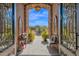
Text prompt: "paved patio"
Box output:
[[19, 36, 59, 56]]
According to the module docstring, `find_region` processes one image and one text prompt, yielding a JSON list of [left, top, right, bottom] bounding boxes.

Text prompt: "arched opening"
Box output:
[[28, 8, 48, 37], [16, 4, 59, 56], [21, 7, 50, 55], [24, 4, 52, 38]]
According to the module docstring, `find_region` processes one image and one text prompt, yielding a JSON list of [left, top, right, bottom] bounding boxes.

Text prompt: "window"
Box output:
[[61, 4, 76, 52], [0, 4, 14, 52]]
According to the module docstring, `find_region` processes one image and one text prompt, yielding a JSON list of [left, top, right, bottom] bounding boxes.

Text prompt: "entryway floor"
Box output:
[[19, 36, 59, 56]]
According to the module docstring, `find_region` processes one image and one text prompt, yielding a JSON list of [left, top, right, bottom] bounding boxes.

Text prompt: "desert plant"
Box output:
[[41, 29, 48, 42], [28, 30, 35, 42]]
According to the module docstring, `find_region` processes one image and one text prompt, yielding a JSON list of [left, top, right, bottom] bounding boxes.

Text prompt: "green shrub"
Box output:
[[41, 29, 48, 41], [28, 30, 35, 42]]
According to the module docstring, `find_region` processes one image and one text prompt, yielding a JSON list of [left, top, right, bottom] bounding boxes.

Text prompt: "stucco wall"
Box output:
[[52, 4, 59, 35], [16, 3, 24, 34], [15, 3, 24, 55]]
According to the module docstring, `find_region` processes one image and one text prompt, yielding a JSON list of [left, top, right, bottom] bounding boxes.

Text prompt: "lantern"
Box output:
[[35, 6, 41, 11]]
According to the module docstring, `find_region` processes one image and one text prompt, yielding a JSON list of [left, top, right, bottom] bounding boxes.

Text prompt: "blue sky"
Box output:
[[29, 8, 48, 27]]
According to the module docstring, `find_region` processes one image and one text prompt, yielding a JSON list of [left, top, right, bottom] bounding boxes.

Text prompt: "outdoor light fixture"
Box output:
[[35, 6, 41, 11]]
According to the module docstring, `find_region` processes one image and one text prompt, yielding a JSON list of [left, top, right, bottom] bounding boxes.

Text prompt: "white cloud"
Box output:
[[29, 8, 48, 21], [29, 20, 48, 27]]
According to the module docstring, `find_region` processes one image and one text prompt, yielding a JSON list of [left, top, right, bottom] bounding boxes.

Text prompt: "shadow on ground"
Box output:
[[41, 41, 48, 45], [47, 45, 60, 56], [16, 50, 23, 56]]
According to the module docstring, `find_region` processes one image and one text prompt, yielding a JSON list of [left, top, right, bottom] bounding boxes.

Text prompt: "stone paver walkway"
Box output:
[[19, 36, 59, 56]]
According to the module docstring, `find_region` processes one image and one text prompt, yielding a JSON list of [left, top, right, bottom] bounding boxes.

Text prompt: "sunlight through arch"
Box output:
[[29, 8, 48, 27], [28, 8, 48, 36]]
